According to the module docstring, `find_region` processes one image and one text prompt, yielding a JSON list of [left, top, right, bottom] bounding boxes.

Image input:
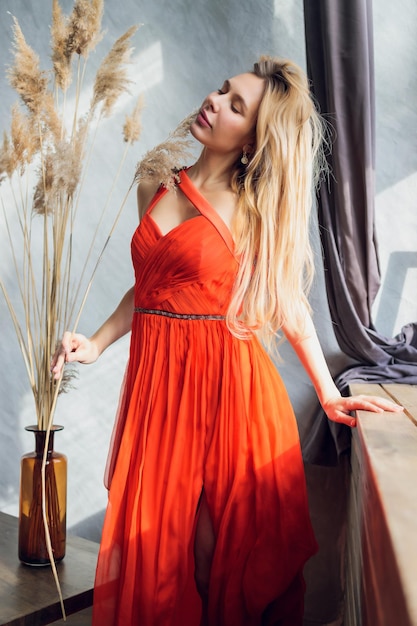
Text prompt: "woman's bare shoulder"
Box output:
[[136, 180, 161, 219]]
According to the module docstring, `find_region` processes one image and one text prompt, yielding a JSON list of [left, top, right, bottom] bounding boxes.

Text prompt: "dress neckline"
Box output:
[[178, 168, 235, 255], [143, 168, 236, 256]]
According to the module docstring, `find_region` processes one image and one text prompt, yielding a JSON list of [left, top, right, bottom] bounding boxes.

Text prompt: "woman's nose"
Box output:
[[205, 91, 220, 112]]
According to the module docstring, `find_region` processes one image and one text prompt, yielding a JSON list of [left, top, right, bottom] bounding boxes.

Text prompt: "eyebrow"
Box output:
[[224, 79, 248, 113]]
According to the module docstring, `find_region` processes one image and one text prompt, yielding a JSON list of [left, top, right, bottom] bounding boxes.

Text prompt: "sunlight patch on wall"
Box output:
[[373, 171, 417, 337], [273, 0, 297, 36], [111, 40, 164, 115], [59, 41, 164, 131]]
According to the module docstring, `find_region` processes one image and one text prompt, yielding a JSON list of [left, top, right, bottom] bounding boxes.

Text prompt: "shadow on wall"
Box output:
[[69, 509, 105, 545]]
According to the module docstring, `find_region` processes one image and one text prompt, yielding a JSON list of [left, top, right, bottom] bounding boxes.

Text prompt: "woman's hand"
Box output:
[[322, 394, 404, 428], [51, 331, 100, 380]]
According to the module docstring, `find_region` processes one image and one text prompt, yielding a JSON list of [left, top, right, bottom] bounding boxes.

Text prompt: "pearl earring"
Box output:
[[241, 151, 249, 165]]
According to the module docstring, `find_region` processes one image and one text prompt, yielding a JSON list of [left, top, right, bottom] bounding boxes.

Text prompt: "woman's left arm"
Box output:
[[282, 311, 403, 427]]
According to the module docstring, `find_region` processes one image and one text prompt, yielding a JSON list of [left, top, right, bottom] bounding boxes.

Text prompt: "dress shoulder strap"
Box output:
[[178, 169, 235, 256]]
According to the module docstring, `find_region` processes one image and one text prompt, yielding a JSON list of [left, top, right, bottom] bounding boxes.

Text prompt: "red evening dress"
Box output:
[[92, 169, 317, 626]]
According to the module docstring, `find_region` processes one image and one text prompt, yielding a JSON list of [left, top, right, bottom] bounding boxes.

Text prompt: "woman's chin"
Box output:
[[190, 120, 208, 145]]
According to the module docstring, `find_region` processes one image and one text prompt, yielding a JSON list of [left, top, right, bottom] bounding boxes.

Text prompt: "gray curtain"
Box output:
[[303, 0, 417, 464]]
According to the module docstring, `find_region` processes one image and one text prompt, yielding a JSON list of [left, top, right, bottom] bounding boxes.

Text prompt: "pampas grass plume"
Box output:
[[123, 95, 144, 144], [134, 110, 197, 190], [7, 16, 49, 117], [66, 0, 104, 58], [10, 104, 37, 173], [51, 0, 72, 91], [0, 132, 14, 179], [91, 25, 138, 117]]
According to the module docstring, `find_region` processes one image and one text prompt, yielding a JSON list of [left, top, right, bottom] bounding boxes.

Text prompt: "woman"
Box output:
[[53, 56, 401, 626]]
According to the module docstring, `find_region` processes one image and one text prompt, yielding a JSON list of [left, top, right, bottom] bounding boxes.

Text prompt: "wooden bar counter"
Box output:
[[0, 512, 99, 625], [345, 383, 417, 626]]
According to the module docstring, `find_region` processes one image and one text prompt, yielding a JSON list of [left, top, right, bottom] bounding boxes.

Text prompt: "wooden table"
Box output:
[[0, 512, 99, 626], [345, 383, 417, 626]]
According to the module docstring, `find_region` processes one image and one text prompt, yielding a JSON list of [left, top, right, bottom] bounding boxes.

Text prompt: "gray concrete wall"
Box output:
[[0, 1, 415, 623]]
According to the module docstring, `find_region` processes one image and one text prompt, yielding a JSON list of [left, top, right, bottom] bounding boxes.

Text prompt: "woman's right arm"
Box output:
[[51, 286, 134, 379], [52, 182, 159, 379]]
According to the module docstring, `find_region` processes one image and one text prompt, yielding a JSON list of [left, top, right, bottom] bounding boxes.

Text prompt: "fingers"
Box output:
[[51, 331, 80, 380], [349, 394, 403, 413], [51, 352, 65, 380], [348, 397, 384, 413], [329, 411, 357, 428], [325, 394, 404, 429]]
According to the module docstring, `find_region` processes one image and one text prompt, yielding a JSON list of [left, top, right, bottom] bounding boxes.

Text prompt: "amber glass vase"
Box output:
[[18, 425, 67, 566]]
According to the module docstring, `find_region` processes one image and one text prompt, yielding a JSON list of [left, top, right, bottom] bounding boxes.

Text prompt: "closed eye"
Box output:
[[217, 85, 242, 114], [217, 80, 246, 115]]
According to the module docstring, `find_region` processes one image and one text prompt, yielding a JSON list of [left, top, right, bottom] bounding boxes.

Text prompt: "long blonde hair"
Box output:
[[228, 56, 326, 343]]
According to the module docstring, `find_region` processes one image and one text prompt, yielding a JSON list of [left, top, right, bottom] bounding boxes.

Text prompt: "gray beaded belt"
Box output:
[[134, 307, 225, 321]]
